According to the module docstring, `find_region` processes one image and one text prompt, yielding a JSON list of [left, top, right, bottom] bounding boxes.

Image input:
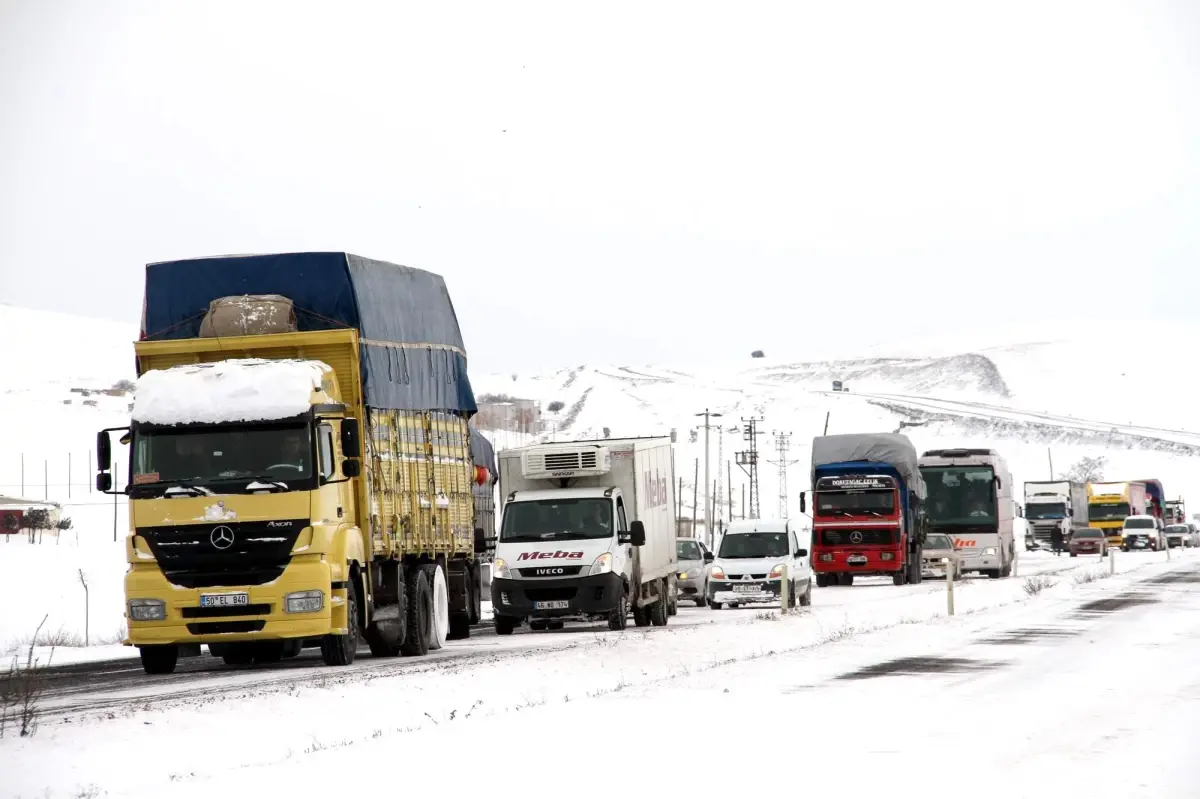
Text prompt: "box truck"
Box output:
[[492, 437, 677, 633]]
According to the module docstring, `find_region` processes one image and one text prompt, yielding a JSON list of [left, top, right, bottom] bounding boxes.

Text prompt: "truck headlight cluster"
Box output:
[[589, 552, 613, 575], [285, 590, 324, 614], [128, 598, 166, 621], [493, 558, 510, 579]]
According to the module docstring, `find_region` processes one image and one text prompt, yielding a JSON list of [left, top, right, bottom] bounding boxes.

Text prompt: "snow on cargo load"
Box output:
[[131, 358, 334, 425]]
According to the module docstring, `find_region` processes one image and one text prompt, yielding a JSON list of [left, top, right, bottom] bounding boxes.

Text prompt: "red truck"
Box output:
[[800, 433, 927, 587]]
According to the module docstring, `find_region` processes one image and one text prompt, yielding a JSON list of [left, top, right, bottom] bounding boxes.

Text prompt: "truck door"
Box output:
[[616, 498, 632, 580]]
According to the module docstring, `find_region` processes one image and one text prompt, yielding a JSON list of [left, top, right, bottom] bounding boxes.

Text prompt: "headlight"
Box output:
[[880, 552, 894, 561], [984, 547, 997, 555], [493, 558, 510, 579], [768, 563, 786, 579], [589, 552, 613, 576], [678, 571, 688, 580], [819, 553, 833, 562], [129, 598, 166, 621], [285, 590, 324, 614], [710, 564, 726, 579]]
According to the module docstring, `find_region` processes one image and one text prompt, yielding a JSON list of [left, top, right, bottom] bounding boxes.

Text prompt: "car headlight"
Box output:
[[285, 590, 324, 614], [589, 552, 613, 576], [984, 547, 997, 555], [493, 558, 510, 579], [129, 598, 166, 621], [678, 571, 688, 580], [768, 563, 786, 579], [710, 564, 726, 579]]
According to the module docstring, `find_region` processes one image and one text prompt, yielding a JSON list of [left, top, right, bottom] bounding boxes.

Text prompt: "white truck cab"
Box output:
[[707, 518, 813, 610]]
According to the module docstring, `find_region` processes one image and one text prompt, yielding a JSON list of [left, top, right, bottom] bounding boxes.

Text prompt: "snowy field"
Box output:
[[2, 547, 1196, 797]]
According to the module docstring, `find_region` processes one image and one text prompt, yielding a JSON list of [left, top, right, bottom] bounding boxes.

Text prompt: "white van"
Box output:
[[1121, 515, 1162, 551], [706, 518, 813, 609]]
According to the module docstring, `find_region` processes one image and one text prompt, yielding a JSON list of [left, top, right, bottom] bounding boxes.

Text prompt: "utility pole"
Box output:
[[727, 460, 733, 523], [695, 409, 722, 542], [766, 431, 799, 518], [1048, 448, 1054, 480], [692, 458, 699, 541], [823, 412, 830, 436], [735, 416, 764, 520]]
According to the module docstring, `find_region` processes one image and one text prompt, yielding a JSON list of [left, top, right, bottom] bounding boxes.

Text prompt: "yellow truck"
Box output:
[[1087, 481, 1147, 549], [96, 253, 488, 674]]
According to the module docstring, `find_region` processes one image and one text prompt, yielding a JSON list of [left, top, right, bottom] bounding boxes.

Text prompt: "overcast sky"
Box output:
[[2, 0, 1198, 373]]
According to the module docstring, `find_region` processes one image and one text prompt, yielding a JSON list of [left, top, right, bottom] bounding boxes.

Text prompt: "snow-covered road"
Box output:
[[3, 548, 1195, 797]]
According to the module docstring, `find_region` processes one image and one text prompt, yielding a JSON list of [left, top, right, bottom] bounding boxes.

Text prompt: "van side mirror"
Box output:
[[796, 548, 808, 558], [341, 458, 361, 478], [799, 491, 806, 514], [620, 520, 647, 547], [703, 551, 714, 563], [341, 418, 361, 458]]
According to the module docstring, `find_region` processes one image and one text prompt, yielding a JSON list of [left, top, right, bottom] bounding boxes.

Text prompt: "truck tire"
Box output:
[[799, 580, 812, 607], [838, 574, 855, 587], [710, 601, 723, 610], [468, 563, 482, 625], [650, 584, 669, 626], [320, 576, 360, 666], [422, 563, 450, 651], [400, 568, 431, 656], [139, 645, 178, 675], [633, 602, 651, 627], [892, 572, 906, 586], [667, 594, 678, 616], [494, 615, 517, 635], [608, 591, 629, 631], [448, 613, 471, 640]]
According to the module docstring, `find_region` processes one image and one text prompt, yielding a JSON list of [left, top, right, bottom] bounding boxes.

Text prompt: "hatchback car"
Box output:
[[1165, 524, 1190, 549], [1068, 527, 1108, 557], [920, 533, 961, 580], [676, 537, 713, 606]]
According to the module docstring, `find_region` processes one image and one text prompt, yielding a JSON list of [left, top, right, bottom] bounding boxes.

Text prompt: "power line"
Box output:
[[735, 416, 764, 519], [766, 431, 799, 518]]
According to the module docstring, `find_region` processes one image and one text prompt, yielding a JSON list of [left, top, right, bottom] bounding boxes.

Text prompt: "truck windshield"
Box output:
[[1026, 503, 1066, 520], [815, 490, 895, 517], [923, 467, 997, 526], [1089, 503, 1129, 521], [501, 498, 613, 542], [130, 423, 316, 494], [718, 532, 790, 559]]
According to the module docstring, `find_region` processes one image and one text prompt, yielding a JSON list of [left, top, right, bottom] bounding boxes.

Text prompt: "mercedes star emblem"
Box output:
[[850, 531, 863, 544], [210, 525, 235, 550]]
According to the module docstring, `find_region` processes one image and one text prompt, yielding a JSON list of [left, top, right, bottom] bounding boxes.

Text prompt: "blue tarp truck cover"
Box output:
[[140, 252, 476, 414]]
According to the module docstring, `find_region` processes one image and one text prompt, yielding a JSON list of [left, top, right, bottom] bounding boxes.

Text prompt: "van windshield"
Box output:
[[718, 532, 790, 559], [500, 498, 613, 542], [1124, 518, 1155, 530]]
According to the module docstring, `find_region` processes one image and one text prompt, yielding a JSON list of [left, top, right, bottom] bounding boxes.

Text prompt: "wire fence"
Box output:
[[1, 452, 128, 541]]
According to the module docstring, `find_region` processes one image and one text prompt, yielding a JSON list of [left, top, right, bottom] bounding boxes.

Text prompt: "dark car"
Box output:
[[1069, 527, 1108, 557]]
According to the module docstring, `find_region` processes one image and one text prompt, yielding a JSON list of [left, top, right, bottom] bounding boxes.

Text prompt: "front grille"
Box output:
[[181, 604, 271, 619], [517, 565, 584, 578], [821, 529, 893, 546], [186, 620, 266, 635], [136, 519, 307, 589], [524, 587, 577, 602], [727, 573, 768, 580]]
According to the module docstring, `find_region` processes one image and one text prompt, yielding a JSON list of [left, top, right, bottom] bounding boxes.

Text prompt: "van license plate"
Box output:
[[200, 592, 249, 608], [534, 600, 569, 610], [847, 555, 868, 565], [733, 584, 759, 594]]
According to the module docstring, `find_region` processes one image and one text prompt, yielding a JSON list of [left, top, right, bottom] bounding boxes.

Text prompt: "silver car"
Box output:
[[921, 533, 962, 580], [676, 538, 713, 606]]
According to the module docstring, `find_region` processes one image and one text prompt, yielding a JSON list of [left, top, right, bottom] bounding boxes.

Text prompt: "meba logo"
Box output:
[[517, 551, 585, 561], [643, 470, 668, 509]]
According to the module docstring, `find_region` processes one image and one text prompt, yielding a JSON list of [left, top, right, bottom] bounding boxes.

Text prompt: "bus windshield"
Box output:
[[814, 490, 895, 517], [923, 466, 997, 526]]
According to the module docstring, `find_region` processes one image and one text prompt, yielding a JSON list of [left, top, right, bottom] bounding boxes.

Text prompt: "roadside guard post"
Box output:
[[780, 564, 789, 613], [1013, 547, 1019, 578], [1110, 549, 1116, 576], [943, 557, 954, 616]]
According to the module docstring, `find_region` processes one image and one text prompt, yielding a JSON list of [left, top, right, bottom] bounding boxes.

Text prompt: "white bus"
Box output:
[[918, 448, 1015, 578]]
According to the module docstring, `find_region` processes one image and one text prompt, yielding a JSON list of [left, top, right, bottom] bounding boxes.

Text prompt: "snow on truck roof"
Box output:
[[132, 358, 333, 425], [811, 433, 926, 498]]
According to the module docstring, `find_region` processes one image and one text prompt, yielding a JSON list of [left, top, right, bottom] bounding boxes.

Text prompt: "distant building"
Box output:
[[474, 396, 542, 435], [0, 495, 62, 537]]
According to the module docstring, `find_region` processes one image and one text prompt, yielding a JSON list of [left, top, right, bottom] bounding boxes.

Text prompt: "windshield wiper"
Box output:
[[245, 478, 290, 492], [162, 482, 215, 497]]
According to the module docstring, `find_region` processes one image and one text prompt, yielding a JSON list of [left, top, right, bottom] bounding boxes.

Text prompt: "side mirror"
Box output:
[[341, 458, 361, 478], [620, 520, 647, 547], [341, 418, 361, 458], [703, 551, 714, 563], [796, 548, 808, 558], [96, 472, 112, 492], [97, 431, 112, 471], [799, 491, 806, 514]]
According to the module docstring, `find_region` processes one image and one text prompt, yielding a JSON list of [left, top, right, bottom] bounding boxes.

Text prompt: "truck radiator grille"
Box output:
[[181, 604, 272, 619], [135, 520, 307, 589], [186, 620, 266, 635], [517, 566, 584, 577], [821, 529, 893, 546]]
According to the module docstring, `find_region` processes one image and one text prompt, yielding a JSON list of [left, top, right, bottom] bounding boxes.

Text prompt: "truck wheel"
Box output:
[[607, 591, 629, 631], [468, 563, 482, 625], [494, 615, 517, 635], [448, 613, 471, 640], [710, 601, 723, 610], [667, 594, 678, 616], [696, 595, 708, 607], [320, 576, 360, 666], [633, 602, 652, 627], [839, 574, 855, 587], [139, 645, 178, 675], [400, 568, 431, 657], [421, 564, 450, 651], [892, 572, 906, 586], [650, 586, 669, 626]]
